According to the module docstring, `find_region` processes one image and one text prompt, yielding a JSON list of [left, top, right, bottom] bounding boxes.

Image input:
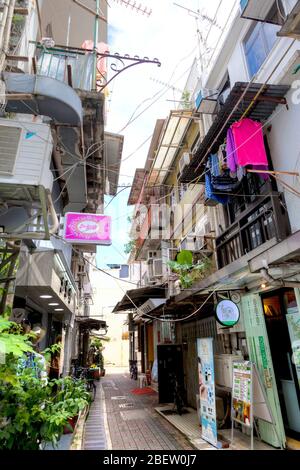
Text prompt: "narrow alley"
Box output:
[[83, 368, 194, 451]]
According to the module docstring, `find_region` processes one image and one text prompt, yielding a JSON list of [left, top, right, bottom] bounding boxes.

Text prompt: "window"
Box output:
[[243, 2, 281, 78]]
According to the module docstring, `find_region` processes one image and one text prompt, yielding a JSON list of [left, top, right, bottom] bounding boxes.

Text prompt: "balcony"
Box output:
[[36, 45, 95, 91], [179, 82, 290, 183], [216, 193, 291, 269]]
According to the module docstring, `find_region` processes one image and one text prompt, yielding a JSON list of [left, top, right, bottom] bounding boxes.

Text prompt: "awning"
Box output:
[[112, 286, 166, 313], [128, 169, 147, 206], [180, 82, 290, 183], [148, 110, 193, 186], [76, 317, 107, 331]]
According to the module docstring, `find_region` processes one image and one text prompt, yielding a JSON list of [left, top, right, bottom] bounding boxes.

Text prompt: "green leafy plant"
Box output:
[[124, 239, 137, 255], [0, 322, 90, 449], [168, 250, 212, 289]]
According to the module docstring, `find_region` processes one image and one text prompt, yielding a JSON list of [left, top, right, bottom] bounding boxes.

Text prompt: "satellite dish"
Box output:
[[10, 308, 27, 324]]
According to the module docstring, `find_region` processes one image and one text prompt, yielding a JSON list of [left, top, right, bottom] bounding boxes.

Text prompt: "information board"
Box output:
[[231, 361, 276, 449]]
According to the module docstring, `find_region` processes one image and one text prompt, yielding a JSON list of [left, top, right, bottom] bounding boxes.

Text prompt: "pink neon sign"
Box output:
[[64, 213, 111, 245]]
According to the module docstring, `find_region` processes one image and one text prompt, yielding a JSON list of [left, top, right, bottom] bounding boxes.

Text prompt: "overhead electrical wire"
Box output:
[[52, 234, 218, 319]]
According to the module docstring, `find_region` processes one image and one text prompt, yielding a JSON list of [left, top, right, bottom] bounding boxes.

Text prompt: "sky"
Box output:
[[97, 0, 237, 268]]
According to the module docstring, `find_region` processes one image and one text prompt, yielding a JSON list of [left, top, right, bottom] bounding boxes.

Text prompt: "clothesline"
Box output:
[[247, 169, 300, 177]]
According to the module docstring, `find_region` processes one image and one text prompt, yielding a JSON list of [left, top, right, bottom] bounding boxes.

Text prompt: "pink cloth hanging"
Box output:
[[231, 118, 268, 168]]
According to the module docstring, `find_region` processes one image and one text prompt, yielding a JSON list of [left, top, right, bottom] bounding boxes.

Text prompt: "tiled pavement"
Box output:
[[83, 368, 194, 451]]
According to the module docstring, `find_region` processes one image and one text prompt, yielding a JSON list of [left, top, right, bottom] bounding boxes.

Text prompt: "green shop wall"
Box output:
[[241, 294, 286, 449]]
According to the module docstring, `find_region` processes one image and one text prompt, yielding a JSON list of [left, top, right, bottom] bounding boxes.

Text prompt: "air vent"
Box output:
[[0, 126, 22, 175]]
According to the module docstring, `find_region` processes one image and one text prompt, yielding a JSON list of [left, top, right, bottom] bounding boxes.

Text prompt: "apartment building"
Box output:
[[114, 0, 300, 449]]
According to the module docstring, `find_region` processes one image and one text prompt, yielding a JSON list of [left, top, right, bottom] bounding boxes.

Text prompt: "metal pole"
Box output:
[[93, 0, 100, 91], [0, 0, 10, 52]]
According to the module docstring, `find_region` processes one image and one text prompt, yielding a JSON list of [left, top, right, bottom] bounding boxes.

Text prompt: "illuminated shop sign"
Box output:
[[215, 299, 240, 327], [63, 213, 112, 245]]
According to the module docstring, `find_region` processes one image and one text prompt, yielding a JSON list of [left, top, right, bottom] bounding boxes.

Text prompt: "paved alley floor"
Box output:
[[83, 367, 194, 451]]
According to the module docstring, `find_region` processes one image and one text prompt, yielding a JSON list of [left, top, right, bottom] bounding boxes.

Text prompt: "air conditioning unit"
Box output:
[[279, 3, 300, 38], [195, 88, 219, 114], [178, 152, 191, 174], [137, 298, 166, 317], [0, 119, 53, 200], [180, 234, 198, 252], [240, 0, 280, 23]]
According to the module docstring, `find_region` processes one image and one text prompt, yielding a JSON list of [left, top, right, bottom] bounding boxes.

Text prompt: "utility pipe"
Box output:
[[0, 0, 15, 72], [92, 0, 100, 91], [260, 268, 300, 289], [0, 0, 10, 52]]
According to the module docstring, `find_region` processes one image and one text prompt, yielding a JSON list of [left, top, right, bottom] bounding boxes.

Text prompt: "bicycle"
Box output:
[[129, 360, 138, 380], [72, 365, 97, 402]]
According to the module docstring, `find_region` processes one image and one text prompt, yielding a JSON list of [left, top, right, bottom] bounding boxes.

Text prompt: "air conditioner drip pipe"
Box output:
[[260, 268, 300, 289]]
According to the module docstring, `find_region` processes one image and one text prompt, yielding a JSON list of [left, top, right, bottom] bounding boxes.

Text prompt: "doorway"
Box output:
[[262, 289, 300, 439], [157, 344, 183, 404]]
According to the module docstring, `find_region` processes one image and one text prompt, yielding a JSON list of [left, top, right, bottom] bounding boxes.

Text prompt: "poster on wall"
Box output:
[[197, 338, 218, 448], [286, 307, 300, 388]]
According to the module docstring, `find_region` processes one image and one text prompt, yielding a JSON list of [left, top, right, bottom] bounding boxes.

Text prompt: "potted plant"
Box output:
[[89, 364, 101, 380], [0, 319, 91, 449]]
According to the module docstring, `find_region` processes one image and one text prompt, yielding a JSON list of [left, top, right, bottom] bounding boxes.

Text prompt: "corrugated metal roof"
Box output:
[[179, 82, 291, 183], [112, 286, 166, 313]]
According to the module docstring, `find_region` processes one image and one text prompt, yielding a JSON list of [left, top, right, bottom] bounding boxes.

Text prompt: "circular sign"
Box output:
[[215, 300, 240, 327]]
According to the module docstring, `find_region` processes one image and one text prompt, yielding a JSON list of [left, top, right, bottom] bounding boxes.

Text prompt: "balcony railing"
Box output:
[[36, 45, 95, 91], [216, 193, 291, 269]]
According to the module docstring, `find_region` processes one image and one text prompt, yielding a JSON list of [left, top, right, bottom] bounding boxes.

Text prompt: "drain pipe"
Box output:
[[0, 0, 16, 71], [260, 268, 300, 289]]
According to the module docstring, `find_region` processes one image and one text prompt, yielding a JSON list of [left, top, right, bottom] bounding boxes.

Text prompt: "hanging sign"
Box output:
[[216, 299, 240, 327], [63, 213, 112, 245], [197, 338, 218, 448]]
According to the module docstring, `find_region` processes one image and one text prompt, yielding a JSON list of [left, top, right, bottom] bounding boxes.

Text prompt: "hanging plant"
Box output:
[[168, 251, 212, 290]]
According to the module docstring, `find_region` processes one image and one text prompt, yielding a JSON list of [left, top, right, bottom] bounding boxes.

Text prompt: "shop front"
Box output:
[[242, 288, 300, 448]]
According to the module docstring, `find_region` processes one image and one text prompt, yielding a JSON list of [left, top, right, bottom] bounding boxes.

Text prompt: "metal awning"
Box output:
[[180, 82, 291, 183], [128, 169, 147, 205], [148, 110, 193, 186], [105, 132, 124, 196], [112, 286, 166, 313], [76, 317, 107, 331]]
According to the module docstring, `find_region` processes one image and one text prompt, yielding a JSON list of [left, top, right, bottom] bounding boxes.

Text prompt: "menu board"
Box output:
[[197, 338, 218, 448], [232, 362, 252, 427]]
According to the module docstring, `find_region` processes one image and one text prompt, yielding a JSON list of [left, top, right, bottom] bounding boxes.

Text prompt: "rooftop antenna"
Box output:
[[173, 2, 220, 76], [111, 0, 152, 17]]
